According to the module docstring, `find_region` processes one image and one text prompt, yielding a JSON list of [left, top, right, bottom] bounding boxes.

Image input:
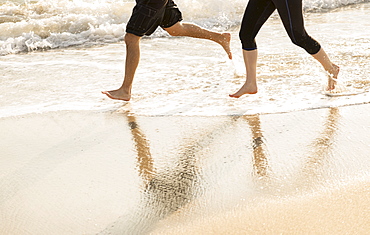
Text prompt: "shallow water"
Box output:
[[1, 2, 370, 117]]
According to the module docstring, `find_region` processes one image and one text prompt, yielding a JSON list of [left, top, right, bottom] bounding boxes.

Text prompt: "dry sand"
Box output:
[[1, 103, 370, 234]]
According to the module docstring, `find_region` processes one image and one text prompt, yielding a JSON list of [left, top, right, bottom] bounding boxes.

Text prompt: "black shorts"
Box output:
[[126, 0, 183, 37]]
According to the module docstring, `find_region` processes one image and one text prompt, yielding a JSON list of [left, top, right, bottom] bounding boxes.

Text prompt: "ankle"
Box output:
[[327, 64, 339, 77], [245, 78, 257, 86]]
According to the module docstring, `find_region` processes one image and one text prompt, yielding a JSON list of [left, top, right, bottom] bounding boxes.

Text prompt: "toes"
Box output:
[[229, 94, 240, 98]]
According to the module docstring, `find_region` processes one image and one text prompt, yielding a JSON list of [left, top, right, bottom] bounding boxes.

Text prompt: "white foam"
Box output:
[[0, 0, 132, 54], [1, 0, 369, 55], [1, 1, 370, 118]]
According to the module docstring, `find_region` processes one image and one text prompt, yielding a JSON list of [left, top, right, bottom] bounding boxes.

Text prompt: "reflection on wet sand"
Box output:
[[100, 113, 200, 234], [299, 107, 340, 186], [101, 113, 244, 234], [243, 108, 340, 190], [100, 111, 277, 234], [127, 116, 154, 182], [1, 103, 369, 234], [100, 107, 355, 235], [147, 107, 367, 235], [306, 108, 339, 168], [244, 114, 270, 179]]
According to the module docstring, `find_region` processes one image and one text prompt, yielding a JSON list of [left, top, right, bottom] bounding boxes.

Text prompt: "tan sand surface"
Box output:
[[1, 103, 370, 234]]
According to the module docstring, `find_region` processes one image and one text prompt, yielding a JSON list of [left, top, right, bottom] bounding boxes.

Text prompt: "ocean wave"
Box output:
[[304, 0, 370, 11], [0, 0, 132, 55], [0, 0, 369, 55]]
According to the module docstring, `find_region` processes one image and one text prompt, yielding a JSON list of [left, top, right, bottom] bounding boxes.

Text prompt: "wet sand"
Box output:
[[152, 180, 370, 235], [1, 103, 370, 234]]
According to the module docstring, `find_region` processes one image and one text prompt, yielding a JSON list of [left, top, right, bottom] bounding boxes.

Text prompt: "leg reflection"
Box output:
[[100, 114, 201, 235], [127, 115, 154, 182], [301, 107, 340, 180], [244, 114, 270, 179]]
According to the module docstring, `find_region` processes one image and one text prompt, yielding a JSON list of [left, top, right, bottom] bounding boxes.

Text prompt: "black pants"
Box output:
[[239, 0, 321, 54]]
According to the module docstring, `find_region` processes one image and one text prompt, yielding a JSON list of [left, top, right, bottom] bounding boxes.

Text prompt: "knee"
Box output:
[[239, 31, 256, 50], [289, 30, 310, 47], [290, 34, 320, 54], [238, 31, 248, 44], [291, 36, 306, 48], [124, 33, 141, 45]]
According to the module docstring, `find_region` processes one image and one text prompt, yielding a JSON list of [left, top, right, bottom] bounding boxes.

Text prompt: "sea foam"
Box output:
[[0, 0, 369, 55]]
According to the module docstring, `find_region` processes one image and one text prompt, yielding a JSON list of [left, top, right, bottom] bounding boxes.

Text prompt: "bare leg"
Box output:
[[164, 22, 232, 59], [312, 48, 340, 91], [229, 49, 258, 98], [102, 33, 141, 101]]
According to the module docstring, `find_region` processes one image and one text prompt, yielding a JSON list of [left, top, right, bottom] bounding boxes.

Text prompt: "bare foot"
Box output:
[[101, 89, 131, 101], [229, 82, 258, 98], [327, 64, 340, 91], [219, 33, 232, 60]]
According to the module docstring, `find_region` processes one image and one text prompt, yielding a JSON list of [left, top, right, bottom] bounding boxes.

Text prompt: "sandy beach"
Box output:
[[1, 103, 370, 234], [1, 0, 370, 234]]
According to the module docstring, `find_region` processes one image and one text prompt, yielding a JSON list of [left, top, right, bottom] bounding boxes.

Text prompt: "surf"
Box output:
[[1, 0, 369, 55]]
